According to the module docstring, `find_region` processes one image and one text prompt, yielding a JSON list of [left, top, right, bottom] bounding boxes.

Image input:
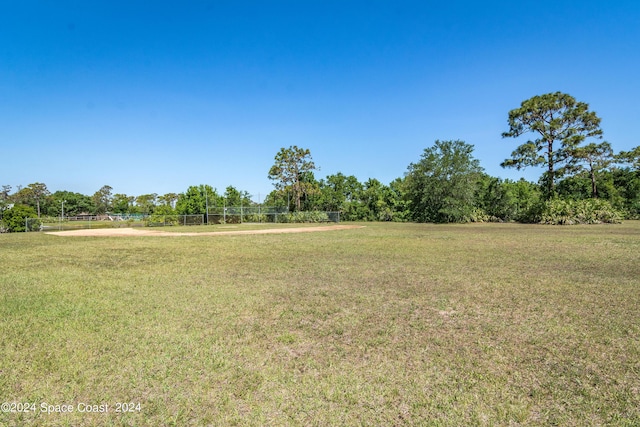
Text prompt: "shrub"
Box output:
[[1, 205, 41, 232], [245, 213, 267, 223], [538, 198, 623, 225], [623, 200, 640, 220], [467, 207, 490, 223], [277, 211, 330, 223], [146, 214, 179, 227]]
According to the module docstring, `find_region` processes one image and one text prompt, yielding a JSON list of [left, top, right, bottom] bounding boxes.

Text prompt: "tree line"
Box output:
[[263, 92, 639, 224], [1, 92, 639, 230], [0, 184, 253, 219]]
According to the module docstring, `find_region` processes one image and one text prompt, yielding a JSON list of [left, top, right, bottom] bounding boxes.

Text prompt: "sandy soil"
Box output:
[[45, 224, 364, 237]]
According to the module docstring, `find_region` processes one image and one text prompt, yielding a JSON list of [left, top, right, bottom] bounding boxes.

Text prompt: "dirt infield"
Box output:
[[46, 224, 364, 237]]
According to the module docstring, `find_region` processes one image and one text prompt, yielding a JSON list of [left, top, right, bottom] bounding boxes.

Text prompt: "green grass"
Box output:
[[1, 222, 639, 426]]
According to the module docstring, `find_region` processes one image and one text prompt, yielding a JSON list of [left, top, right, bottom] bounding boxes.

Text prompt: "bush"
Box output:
[[538, 198, 623, 225], [245, 213, 267, 223], [623, 200, 640, 220], [517, 200, 546, 224], [277, 211, 330, 223], [467, 207, 491, 223], [1, 205, 41, 232], [146, 214, 179, 227]]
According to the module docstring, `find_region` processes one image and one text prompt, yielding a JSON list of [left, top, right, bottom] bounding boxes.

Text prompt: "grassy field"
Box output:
[[1, 222, 639, 426]]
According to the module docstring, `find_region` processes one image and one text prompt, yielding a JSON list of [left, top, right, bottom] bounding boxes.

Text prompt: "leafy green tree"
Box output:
[[263, 189, 289, 209], [153, 204, 176, 216], [224, 186, 252, 207], [556, 174, 591, 200], [158, 193, 179, 208], [501, 92, 603, 198], [1, 205, 39, 232], [135, 193, 158, 215], [405, 140, 483, 223], [388, 178, 410, 222], [474, 176, 542, 222], [224, 186, 242, 207], [149, 203, 178, 226], [46, 191, 95, 216], [268, 146, 316, 211], [475, 175, 517, 221], [11, 183, 50, 217], [317, 173, 363, 215], [111, 193, 134, 214], [320, 173, 346, 211], [176, 185, 222, 219], [611, 168, 640, 218], [341, 175, 363, 205], [92, 185, 113, 214], [176, 186, 205, 215], [504, 178, 542, 222], [299, 171, 321, 211], [359, 178, 395, 221]]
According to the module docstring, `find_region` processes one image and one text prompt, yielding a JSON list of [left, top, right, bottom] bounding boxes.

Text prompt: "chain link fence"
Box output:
[[205, 206, 288, 224], [22, 209, 339, 232], [35, 215, 146, 232]]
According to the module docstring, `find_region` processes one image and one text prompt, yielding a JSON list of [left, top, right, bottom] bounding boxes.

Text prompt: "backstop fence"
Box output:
[[20, 208, 340, 232]]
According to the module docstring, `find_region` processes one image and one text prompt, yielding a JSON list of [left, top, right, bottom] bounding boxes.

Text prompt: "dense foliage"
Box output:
[[405, 140, 483, 223], [1, 205, 40, 232], [3, 93, 638, 227], [3, 154, 638, 228], [537, 198, 623, 225]]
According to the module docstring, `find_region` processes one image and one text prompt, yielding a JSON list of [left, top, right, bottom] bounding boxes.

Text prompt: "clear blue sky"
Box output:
[[2, 1, 639, 201]]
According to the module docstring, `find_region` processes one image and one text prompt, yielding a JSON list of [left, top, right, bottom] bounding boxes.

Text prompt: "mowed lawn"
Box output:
[[1, 222, 639, 426]]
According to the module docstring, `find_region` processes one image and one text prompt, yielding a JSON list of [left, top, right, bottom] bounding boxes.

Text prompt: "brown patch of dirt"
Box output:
[[46, 224, 364, 237]]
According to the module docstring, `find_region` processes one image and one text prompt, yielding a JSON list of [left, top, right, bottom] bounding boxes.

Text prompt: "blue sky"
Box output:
[[2, 1, 639, 201]]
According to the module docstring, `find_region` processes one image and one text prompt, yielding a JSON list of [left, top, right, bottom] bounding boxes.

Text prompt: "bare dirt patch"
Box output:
[[46, 224, 364, 237]]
